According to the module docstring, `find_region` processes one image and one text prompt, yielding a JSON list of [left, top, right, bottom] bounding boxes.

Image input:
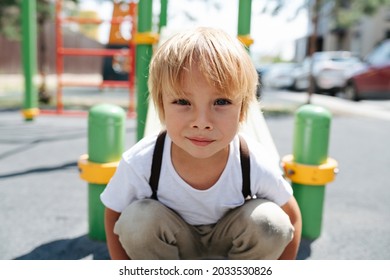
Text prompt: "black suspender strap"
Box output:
[[149, 130, 167, 200], [149, 131, 251, 200], [239, 135, 251, 199]]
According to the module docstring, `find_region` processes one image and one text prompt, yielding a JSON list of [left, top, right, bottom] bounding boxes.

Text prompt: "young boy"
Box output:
[[101, 27, 302, 260]]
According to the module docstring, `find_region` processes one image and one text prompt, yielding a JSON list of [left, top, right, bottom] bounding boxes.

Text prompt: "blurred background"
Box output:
[[0, 0, 389, 107]]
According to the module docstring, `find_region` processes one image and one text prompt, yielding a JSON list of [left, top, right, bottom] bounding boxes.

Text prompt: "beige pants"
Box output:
[[114, 199, 294, 260]]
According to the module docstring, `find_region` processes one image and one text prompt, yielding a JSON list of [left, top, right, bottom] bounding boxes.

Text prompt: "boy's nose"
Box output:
[[191, 109, 213, 130]]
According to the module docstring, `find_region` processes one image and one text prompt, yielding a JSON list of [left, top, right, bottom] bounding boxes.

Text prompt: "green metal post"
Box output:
[[292, 104, 332, 239], [87, 104, 126, 241], [237, 0, 254, 53], [238, 0, 252, 36], [159, 0, 168, 32], [21, 0, 39, 121], [136, 0, 154, 141]]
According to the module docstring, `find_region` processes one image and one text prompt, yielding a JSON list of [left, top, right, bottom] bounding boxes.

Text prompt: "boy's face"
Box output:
[[162, 65, 242, 161]]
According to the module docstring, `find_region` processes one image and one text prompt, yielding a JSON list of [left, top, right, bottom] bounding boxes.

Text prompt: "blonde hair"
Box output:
[[148, 27, 258, 122]]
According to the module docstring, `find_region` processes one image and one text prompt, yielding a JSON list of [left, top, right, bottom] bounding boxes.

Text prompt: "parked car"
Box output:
[[290, 59, 310, 91], [292, 51, 365, 95], [343, 39, 390, 101], [262, 62, 298, 89]]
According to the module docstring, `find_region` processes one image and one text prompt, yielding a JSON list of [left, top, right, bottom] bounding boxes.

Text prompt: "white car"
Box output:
[[262, 62, 298, 89], [292, 51, 365, 95]]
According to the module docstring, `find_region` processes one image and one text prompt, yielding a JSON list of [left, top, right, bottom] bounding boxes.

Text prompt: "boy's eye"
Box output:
[[214, 98, 232, 106], [173, 99, 190, 106]]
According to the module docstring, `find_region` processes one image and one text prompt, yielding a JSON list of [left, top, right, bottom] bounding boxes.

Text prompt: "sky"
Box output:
[[78, 0, 308, 63], [163, 0, 308, 62]]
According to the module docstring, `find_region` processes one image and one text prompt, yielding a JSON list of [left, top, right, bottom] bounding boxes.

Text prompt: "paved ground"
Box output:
[[1, 87, 390, 260]]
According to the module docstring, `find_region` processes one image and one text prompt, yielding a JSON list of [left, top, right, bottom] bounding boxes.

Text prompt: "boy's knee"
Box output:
[[114, 199, 162, 242], [251, 200, 294, 245], [225, 200, 294, 259], [236, 199, 294, 245], [113, 199, 190, 259]]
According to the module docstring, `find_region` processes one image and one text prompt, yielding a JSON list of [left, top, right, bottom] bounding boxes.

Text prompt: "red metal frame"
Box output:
[[53, 0, 136, 116]]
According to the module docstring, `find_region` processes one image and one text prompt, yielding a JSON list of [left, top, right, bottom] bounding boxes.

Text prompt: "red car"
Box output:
[[344, 39, 390, 101]]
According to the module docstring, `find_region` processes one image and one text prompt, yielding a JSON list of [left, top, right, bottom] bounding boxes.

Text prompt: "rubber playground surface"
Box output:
[[1, 90, 390, 260]]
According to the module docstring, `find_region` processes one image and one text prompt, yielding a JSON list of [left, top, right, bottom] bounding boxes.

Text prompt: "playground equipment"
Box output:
[[237, 0, 254, 48], [102, 2, 136, 85], [54, 0, 137, 115], [21, 0, 39, 121], [282, 105, 338, 239], [78, 104, 126, 241], [134, 0, 159, 140]]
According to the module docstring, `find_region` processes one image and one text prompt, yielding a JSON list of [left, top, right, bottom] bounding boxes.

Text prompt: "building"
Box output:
[[294, 2, 390, 61]]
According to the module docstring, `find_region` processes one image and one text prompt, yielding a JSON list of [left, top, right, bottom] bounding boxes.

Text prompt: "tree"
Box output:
[[0, 0, 81, 41], [330, 0, 390, 49], [261, 0, 390, 53], [0, 0, 22, 41], [261, 0, 390, 102]]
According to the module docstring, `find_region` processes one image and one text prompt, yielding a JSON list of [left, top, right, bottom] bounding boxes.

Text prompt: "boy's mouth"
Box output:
[[187, 137, 214, 147]]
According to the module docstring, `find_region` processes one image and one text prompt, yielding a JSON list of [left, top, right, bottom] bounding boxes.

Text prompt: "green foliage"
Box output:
[[262, 0, 390, 29], [335, 0, 390, 28], [0, 0, 21, 40], [0, 0, 78, 41]]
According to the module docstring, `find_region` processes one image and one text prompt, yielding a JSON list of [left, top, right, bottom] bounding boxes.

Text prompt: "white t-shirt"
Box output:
[[100, 133, 293, 225]]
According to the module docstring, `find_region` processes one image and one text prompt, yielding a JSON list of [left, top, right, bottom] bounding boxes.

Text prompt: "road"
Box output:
[[0, 88, 389, 260], [260, 88, 390, 120]]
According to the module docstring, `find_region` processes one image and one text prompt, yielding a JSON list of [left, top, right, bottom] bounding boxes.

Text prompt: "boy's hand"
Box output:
[[105, 208, 131, 260], [279, 197, 302, 260]]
